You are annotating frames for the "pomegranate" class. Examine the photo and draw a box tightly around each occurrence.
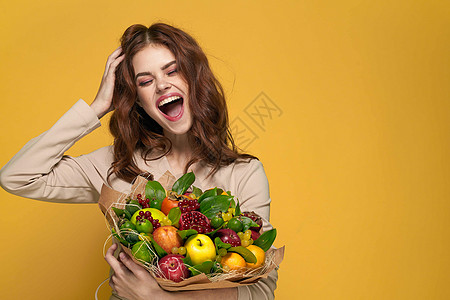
[178,198,200,213]
[216,229,241,247]
[242,211,263,232]
[179,211,212,234]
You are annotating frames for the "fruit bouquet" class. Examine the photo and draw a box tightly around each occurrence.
[98,171,284,291]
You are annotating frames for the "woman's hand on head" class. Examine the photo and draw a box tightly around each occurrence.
[90,47,125,119]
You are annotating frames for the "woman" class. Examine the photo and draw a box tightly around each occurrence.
[0,23,277,299]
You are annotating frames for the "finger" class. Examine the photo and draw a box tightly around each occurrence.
[106,242,118,255]
[108,54,125,71]
[107,48,124,67]
[109,276,115,290]
[119,252,147,276]
[106,54,125,78]
[104,47,124,77]
[104,53,125,82]
[111,46,123,56]
[104,244,124,273]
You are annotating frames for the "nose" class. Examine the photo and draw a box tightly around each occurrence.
[156,78,171,93]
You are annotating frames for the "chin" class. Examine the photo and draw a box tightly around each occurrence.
[162,122,193,137]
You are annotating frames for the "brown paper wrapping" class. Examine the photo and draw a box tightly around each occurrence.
[98,172,285,291]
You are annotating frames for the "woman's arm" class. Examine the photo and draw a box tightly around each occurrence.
[0,48,124,203]
[0,100,103,202]
[234,159,279,300]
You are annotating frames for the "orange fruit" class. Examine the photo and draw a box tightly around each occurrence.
[245,245,265,269]
[220,253,246,272]
[161,197,179,215]
[161,193,194,215]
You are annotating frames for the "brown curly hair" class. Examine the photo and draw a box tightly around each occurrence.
[108,23,257,183]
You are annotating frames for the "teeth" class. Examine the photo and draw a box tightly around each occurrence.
[158,96,182,107]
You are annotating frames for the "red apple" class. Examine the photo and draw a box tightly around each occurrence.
[158,254,189,282]
[250,230,261,241]
[216,229,241,247]
[242,211,263,232]
[153,225,182,254]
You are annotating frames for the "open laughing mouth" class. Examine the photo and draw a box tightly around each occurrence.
[157,94,184,121]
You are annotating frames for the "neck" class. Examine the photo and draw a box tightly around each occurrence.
[163,131,193,167]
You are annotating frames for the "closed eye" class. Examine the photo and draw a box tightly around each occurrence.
[139,79,153,87]
[168,69,177,75]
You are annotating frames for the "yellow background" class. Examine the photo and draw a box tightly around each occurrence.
[0,0,449,299]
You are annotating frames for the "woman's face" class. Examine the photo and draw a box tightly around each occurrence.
[133,44,192,136]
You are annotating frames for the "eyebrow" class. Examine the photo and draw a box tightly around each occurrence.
[134,60,176,81]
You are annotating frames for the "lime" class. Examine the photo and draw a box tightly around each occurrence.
[136,219,154,234]
[227,217,243,233]
[120,220,136,231]
[131,241,154,263]
[150,199,163,210]
[119,221,138,245]
[211,215,224,229]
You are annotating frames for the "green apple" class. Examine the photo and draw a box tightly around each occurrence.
[184,234,216,265]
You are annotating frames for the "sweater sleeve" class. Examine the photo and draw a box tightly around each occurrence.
[0,99,106,203]
[235,159,279,300]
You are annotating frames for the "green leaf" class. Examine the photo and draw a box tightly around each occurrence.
[111,228,130,247]
[229,197,236,209]
[228,246,257,264]
[198,188,218,204]
[182,251,193,267]
[211,261,223,274]
[112,207,131,220]
[240,216,258,232]
[112,207,124,218]
[123,229,140,245]
[214,237,231,253]
[145,181,166,202]
[168,207,181,226]
[235,201,241,216]
[206,222,226,238]
[253,228,277,252]
[199,195,232,219]
[149,235,167,258]
[207,227,221,238]
[126,200,141,216]
[177,229,198,240]
[172,172,195,195]
[189,260,214,276]
[191,186,203,198]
